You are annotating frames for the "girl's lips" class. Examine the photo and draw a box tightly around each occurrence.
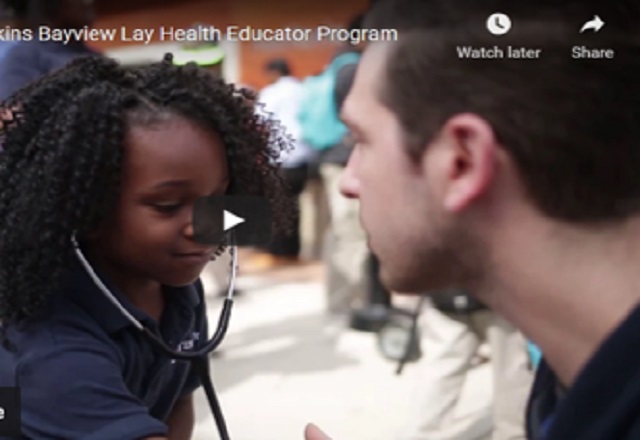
[173,250,214,264]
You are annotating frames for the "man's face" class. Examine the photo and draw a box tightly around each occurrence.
[88,116,229,288]
[340,43,484,293]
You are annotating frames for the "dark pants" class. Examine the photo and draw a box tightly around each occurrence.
[267,164,308,257]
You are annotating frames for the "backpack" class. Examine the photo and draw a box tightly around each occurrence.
[297,52,361,151]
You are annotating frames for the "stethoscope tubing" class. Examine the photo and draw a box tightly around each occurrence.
[72,234,237,440]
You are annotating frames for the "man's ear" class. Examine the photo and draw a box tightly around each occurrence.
[433,113,499,213]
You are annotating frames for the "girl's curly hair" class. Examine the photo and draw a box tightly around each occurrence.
[0,53,294,324]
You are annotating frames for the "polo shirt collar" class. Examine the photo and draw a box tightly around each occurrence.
[530,304,640,439]
[63,258,200,335]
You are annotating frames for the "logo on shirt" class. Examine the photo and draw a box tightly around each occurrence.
[177,332,200,352]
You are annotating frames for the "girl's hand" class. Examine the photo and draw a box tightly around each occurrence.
[304,423,332,440]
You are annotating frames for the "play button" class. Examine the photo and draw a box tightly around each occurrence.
[193,195,272,246]
[223,210,245,231]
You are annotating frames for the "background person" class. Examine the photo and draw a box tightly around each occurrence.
[171,23,225,78]
[300,13,392,328]
[248,57,314,268]
[402,289,532,440]
[0,0,99,100]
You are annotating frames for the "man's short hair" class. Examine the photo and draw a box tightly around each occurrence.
[365,0,640,223]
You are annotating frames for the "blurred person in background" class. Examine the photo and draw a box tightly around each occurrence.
[246,58,314,269]
[0,0,99,100]
[172,23,225,78]
[402,289,531,440]
[300,13,392,326]
[0,4,16,62]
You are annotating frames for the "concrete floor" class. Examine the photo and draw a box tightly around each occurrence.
[193,261,492,440]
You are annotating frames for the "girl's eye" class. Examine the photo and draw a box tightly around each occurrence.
[152,203,182,213]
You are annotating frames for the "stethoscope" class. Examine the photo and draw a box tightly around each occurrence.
[71,233,238,440]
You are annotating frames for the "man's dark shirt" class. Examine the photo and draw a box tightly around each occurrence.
[526,304,640,439]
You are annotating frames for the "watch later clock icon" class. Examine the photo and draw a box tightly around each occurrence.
[487,13,512,36]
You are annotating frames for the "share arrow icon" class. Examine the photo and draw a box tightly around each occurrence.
[580,15,605,33]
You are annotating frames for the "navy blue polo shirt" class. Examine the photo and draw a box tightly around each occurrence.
[526,304,640,440]
[0,261,208,439]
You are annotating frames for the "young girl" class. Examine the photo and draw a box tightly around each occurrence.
[0,54,292,439]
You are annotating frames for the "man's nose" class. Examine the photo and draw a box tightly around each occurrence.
[339,160,360,199]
